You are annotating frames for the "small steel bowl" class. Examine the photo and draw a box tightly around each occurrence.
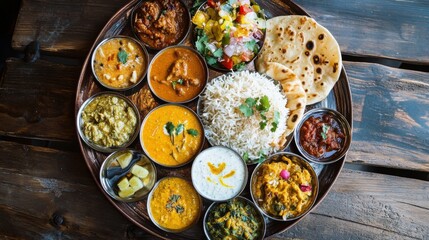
[130,0,191,52]
[250,152,319,221]
[191,0,266,72]
[91,35,149,91]
[99,149,157,202]
[76,91,141,153]
[294,108,352,164]
[147,45,209,104]
[139,103,205,168]
[191,146,248,202]
[147,176,203,233]
[203,196,266,240]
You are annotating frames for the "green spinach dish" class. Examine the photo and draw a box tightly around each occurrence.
[206,198,263,240]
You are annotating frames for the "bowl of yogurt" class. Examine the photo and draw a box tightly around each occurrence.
[191,146,248,202]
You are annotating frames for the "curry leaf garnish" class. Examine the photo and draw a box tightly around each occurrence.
[118,50,128,64]
[166,194,183,212]
[175,205,184,214]
[321,124,330,140]
[187,129,199,137]
[175,123,184,135]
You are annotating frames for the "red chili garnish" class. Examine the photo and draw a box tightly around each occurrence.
[299,184,312,192]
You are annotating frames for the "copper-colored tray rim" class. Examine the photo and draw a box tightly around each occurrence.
[75,0,353,239]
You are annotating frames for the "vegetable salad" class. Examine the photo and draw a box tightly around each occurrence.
[192,0,265,70]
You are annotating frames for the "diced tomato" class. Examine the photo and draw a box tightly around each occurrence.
[221,55,233,69]
[240,51,253,62]
[207,0,216,8]
[239,5,253,15]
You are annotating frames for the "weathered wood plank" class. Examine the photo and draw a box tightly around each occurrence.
[275,168,429,240]
[0,58,79,142]
[1,141,427,239]
[0,141,158,239]
[12,0,429,63]
[344,61,429,172]
[293,0,429,64]
[12,0,128,58]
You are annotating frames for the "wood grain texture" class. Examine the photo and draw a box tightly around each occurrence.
[11,0,429,63]
[293,0,429,64]
[0,58,79,142]
[0,141,159,239]
[12,0,128,58]
[344,61,429,172]
[0,141,427,239]
[274,169,429,239]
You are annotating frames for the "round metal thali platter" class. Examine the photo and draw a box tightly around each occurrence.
[75,1,353,239]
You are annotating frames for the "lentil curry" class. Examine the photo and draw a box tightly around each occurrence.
[149,177,201,231]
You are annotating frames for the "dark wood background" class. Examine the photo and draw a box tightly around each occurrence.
[0,0,428,239]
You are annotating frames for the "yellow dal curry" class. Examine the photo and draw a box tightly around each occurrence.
[141,104,203,167]
[252,155,314,220]
[149,177,201,231]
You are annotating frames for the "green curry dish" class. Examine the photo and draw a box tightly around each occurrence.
[206,198,262,240]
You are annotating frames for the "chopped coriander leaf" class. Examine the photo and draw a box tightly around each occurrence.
[245,40,259,53]
[243,152,249,161]
[175,123,184,135]
[118,50,128,64]
[213,48,223,58]
[239,103,253,117]
[321,124,329,140]
[175,205,184,213]
[206,56,218,65]
[233,62,247,71]
[256,95,270,111]
[259,121,267,130]
[187,129,199,136]
[245,98,257,108]
[271,111,280,132]
[165,122,175,136]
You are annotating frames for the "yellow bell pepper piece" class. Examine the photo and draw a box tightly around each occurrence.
[192,11,208,29]
[252,5,261,13]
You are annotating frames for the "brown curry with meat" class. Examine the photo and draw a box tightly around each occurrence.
[149,46,207,103]
[133,0,189,50]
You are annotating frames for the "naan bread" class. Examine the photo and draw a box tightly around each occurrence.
[264,62,307,138]
[256,15,342,105]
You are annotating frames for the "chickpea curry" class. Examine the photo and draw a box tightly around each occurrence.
[133,0,189,49]
[149,47,207,103]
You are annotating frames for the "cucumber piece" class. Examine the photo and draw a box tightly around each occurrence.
[129,176,144,191]
[118,186,135,198]
[131,165,149,179]
[117,177,130,191]
[117,152,132,169]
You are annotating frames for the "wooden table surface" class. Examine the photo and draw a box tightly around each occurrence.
[1,0,428,239]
